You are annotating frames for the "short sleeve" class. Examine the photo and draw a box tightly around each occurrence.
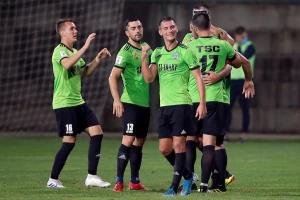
[183,48,200,71]
[150,48,158,64]
[224,41,236,61]
[114,50,130,69]
[52,46,69,64]
[78,58,86,68]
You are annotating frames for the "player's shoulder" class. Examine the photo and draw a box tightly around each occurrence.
[54,43,67,51]
[141,42,151,47]
[183,33,193,40]
[153,46,163,53]
[120,43,132,52]
[117,43,133,56]
[178,43,188,49]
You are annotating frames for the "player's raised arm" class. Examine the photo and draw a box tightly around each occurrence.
[203,64,232,86]
[210,25,235,46]
[141,46,157,83]
[82,48,111,76]
[61,33,96,70]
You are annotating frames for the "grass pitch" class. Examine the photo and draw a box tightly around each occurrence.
[0,136,299,200]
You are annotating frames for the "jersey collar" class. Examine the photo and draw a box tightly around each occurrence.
[60,43,74,52]
[164,41,180,52]
[127,42,142,51]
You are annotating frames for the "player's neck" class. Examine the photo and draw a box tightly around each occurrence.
[164,40,178,51]
[128,40,142,49]
[61,39,73,50]
[196,30,211,38]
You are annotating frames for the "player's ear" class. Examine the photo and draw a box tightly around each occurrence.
[158,28,163,36]
[125,30,129,37]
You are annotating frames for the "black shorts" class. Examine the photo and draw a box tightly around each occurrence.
[158,105,195,139]
[203,102,225,136]
[192,103,203,137]
[54,103,100,137]
[121,103,150,138]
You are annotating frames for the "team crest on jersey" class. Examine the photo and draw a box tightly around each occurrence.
[116,56,123,64]
[173,52,179,59]
[132,52,139,60]
[60,51,67,57]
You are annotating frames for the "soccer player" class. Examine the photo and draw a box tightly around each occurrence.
[183,4,234,46]
[188,13,254,193]
[183,4,236,192]
[108,17,152,192]
[46,19,111,188]
[141,17,207,196]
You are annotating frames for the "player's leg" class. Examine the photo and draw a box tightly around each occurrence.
[128,105,150,190]
[181,104,200,192]
[239,87,250,142]
[113,103,138,192]
[185,103,200,174]
[200,102,222,193]
[213,137,227,192]
[227,80,240,133]
[47,107,78,188]
[81,103,110,188]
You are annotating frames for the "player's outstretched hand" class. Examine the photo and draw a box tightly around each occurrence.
[141,46,151,59]
[203,71,221,86]
[219,29,228,41]
[195,103,207,120]
[96,48,111,61]
[243,80,255,98]
[113,99,124,118]
[84,33,96,49]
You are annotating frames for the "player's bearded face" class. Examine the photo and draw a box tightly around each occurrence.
[62,22,78,43]
[159,21,178,42]
[126,21,143,42]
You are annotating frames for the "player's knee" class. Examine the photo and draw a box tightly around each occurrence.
[133,137,146,147]
[159,146,172,156]
[62,136,76,143]
[173,141,185,153]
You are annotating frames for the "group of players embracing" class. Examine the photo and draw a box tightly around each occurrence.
[109,4,254,196]
[47,3,254,197]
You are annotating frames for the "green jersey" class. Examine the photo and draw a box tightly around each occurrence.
[114,42,152,107]
[182,33,194,44]
[187,37,236,103]
[52,43,86,109]
[151,43,200,107]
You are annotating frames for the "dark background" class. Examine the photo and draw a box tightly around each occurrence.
[0,0,299,134]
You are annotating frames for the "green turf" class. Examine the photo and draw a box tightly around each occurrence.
[0,136,299,200]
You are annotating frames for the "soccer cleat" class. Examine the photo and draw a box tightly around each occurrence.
[225,172,235,186]
[129,182,148,190]
[210,185,226,193]
[85,174,111,188]
[179,173,199,191]
[47,178,65,188]
[180,173,194,196]
[198,184,211,193]
[163,187,177,197]
[113,182,124,192]
[209,172,219,190]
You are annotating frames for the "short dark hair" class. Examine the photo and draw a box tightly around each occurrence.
[124,17,140,30]
[193,4,210,15]
[194,4,210,10]
[55,18,73,36]
[159,16,176,27]
[192,12,210,31]
[235,26,246,35]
